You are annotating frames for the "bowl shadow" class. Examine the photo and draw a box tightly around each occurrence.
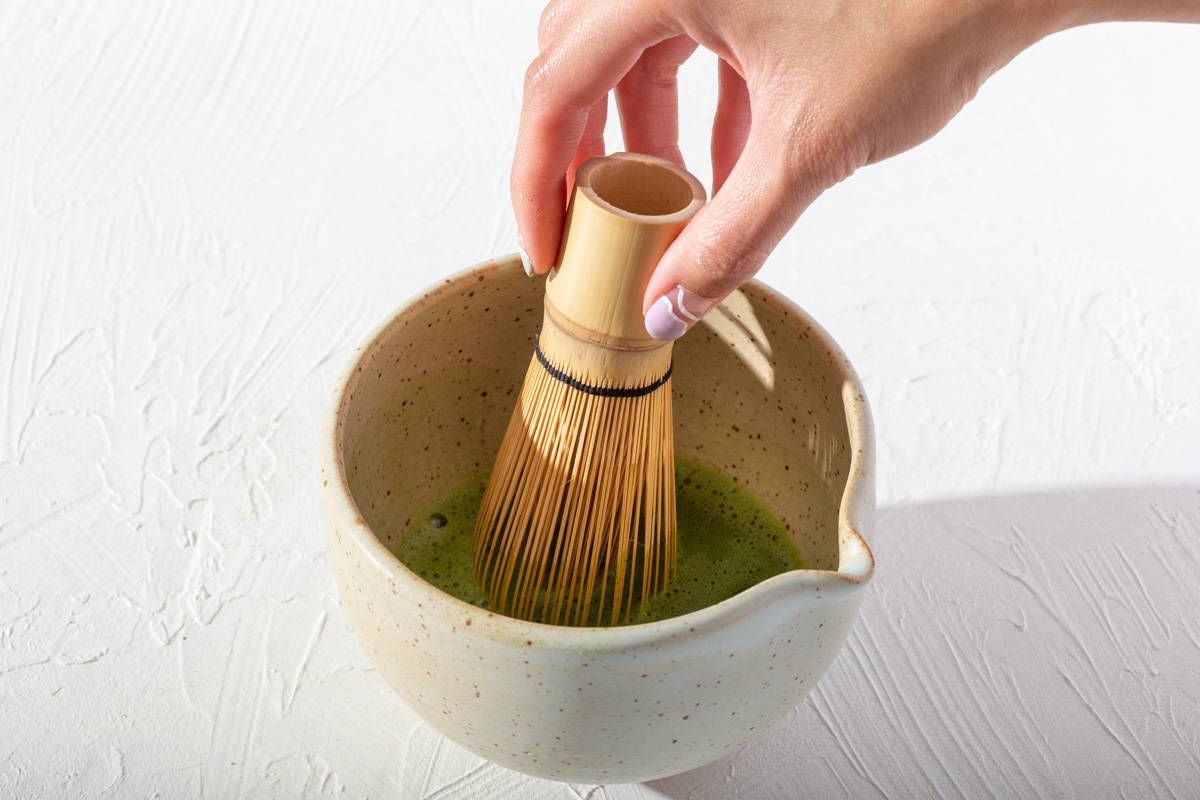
[643,484,1200,798]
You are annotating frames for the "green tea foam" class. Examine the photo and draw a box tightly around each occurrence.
[394,455,813,626]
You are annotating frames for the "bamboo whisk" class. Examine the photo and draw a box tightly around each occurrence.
[473,153,706,626]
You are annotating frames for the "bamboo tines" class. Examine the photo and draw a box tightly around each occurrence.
[472,152,704,626]
[471,350,676,627]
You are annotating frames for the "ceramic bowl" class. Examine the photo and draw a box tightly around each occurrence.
[319,255,875,783]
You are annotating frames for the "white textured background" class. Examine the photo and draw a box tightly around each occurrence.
[2,2,1198,797]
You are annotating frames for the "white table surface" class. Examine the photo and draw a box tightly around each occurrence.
[3,2,1198,797]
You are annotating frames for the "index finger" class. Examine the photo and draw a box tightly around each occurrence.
[512,2,677,274]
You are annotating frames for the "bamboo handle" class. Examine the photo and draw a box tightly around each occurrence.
[545,153,707,349]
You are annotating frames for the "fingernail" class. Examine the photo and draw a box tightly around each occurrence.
[518,236,533,277]
[644,286,719,341]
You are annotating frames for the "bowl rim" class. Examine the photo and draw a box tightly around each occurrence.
[319,254,874,647]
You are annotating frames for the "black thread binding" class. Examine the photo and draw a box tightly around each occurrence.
[534,334,672,398]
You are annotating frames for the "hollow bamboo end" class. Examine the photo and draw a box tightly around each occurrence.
[575,153,706,225]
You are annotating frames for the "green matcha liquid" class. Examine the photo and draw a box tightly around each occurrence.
[395,455,807,626]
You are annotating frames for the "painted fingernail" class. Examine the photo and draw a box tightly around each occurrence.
[518,234,533,277]
[644,286,719,341]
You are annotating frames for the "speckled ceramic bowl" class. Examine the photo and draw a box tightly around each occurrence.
[320,255,875,783]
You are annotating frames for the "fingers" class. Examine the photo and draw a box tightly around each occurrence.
[710,59,751,195]
[520,95,607,277]
[614,35,698,167]
[643,110,834,340]
[513,2,675,275]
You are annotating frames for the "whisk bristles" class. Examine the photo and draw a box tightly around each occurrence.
[472,329,676,626]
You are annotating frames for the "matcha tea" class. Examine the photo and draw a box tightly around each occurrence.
[395,455,807,625]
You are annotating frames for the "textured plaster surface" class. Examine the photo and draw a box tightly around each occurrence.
[1,2,1197,797]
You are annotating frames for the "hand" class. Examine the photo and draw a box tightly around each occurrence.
[511,0,1192,339]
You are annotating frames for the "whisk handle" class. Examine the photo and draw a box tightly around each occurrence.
[545,153,706,349]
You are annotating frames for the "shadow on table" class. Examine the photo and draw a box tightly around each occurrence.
[643,484,1200,800]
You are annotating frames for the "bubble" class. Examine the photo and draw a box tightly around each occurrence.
[430,513,448,528]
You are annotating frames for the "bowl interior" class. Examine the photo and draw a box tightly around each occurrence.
[341,258,851,576]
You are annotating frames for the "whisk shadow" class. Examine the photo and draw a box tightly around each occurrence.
[641,484,1200,799]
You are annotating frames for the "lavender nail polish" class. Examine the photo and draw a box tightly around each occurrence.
[645,295,688,340]
[644,286,717,341]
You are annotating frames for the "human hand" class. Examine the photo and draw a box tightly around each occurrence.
[512,0,1074,339]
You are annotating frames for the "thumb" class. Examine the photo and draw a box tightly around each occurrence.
[641,121,836,341]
